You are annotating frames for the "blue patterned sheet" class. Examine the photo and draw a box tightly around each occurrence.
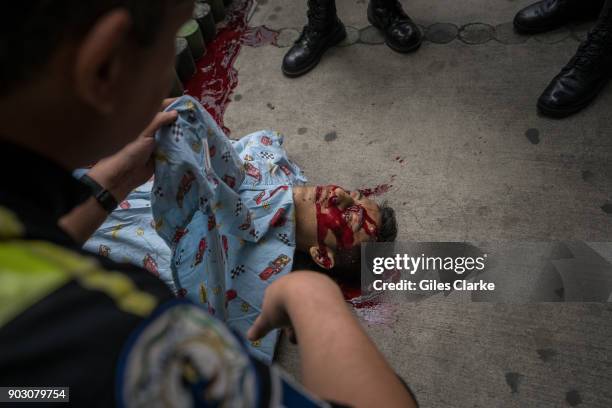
[84,96,306,362]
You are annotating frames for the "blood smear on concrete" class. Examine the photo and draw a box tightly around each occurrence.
[358,184,393,197]
[184,0,277,135]
[358,175,397,198]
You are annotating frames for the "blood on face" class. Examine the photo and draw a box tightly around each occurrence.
[315,185,378,268]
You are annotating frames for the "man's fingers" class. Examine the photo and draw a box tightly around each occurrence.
[141,110,178,139]
[161,98,177,110]
[150,110,178,131]
[247,314,271,341]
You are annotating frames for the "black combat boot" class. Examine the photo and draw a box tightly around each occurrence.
[514,0,605,34]
[367,0,422,53]
[538,2,612,117]
[281,0,346,77]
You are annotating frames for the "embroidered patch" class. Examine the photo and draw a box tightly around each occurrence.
[118,303,257,407]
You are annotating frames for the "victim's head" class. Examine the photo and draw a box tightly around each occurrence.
[0,0,193,168]
[293,185,398,270]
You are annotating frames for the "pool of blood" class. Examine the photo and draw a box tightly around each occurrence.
[184,0,278,135]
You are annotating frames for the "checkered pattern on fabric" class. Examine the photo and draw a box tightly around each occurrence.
[235,199,243,216]
[231,265,245,279]
[259,151,275,160]
[221,151,231,163]
[171,123,183,142]
[277,233,294,247]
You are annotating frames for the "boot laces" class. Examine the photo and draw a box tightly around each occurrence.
[298,22,326,43]
[569,29,611,70]
[297,0,335,42]
[376,0,408,21]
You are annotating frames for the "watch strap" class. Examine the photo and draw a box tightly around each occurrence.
[79,174,118,213]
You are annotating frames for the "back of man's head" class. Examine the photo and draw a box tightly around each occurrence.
[2,1,183,96]
[0,1,192,167]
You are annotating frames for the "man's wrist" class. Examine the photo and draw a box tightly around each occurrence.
[79,174,119,213]
[86,167,129,202]
[282,273,347,317]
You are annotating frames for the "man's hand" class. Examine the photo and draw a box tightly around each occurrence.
[248,272,417,408]
[87,99,178,201]
[59,99,179,244]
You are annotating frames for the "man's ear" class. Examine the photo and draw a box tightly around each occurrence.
[309,245,335,269]
[74,9,132,114]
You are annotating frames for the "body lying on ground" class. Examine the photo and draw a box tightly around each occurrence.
[83,96,397,362]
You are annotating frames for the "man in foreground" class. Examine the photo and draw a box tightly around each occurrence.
[0,1,415,406]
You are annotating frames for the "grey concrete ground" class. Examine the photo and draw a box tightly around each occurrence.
[225,0,612,406]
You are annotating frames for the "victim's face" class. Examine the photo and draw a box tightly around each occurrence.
[296,185,381,254]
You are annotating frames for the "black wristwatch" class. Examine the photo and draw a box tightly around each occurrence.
[79,174,119,213]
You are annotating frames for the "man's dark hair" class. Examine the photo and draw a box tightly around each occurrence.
[377,201,398,243]
[1,0,185,95]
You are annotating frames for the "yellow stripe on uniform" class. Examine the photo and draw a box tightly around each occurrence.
[0,240,158,327]
[0,242,71,327]
[0,207,25,239]
[28,241,158,317]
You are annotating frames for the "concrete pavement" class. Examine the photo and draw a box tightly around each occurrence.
[222,0,612,406]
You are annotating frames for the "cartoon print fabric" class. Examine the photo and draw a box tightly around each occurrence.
[83,96,306,362]
[79,177,173,285]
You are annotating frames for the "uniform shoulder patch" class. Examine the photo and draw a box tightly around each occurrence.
[117,301,257,407]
